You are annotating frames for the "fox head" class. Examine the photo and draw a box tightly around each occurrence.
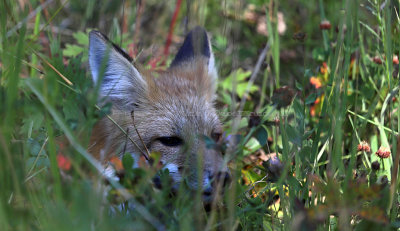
[88,27,230,201]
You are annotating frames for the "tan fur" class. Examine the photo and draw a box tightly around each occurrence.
[88,28,229,198]
[89,59,226,190]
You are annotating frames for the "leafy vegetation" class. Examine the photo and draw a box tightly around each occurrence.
[1,0,400,230]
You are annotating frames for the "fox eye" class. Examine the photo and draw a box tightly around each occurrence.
[211,132,222,142]
[157,136,183,147]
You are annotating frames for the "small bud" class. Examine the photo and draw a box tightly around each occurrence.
[371,161,380,171]
[263,154,283,181]
[292,32,306,41]
[357,141,371,153]
[319,20,331,30]
[393,55,399,65]
[372,56,383,64]
[248,112,261,128]
[271,86,296,109]
[375,146,391,159]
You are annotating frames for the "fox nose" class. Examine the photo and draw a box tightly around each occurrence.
[215,171,231,187]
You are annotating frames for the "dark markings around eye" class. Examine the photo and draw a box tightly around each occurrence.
[211,132,222,142]
[157,136,183,147]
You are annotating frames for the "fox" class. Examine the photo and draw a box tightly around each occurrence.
[88,26,231,201]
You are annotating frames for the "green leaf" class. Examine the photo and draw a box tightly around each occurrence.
[236,83,258,98]
[286,124,301,146]
[27,138,47,156]
[254,125,268,147]
[293,99,304,121]
[63,44,85,57]
[219,68,258,98]
[305,93,317,105]
[26,156,50,169]
[243,137,261,156]
[63,101,81,121]
[304,68,313,78]
[295,81,303,91]
[73,31,89,46]
[21,111,44,136]
[312,47,327,61]
[122,153,134,171]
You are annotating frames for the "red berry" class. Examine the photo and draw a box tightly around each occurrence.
[393,55,399,65]
[372,56,383,64]
[319,20,331,30]
[357,141,371,153]
[375,146,391,159]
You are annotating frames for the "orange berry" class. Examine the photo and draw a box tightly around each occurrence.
[310,77,322,89]
[57,154,71,171]
[320,62,328,74]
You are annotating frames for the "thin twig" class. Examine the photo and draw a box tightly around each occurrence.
[236,175,268,207]
[31,49,73,85]
[347,110,398,135]
[232,43,270,132]
[25,167,47,183]
[131,0,145,58]
[130,111,151,158]
[162,0,183,64]
[26,137,49,177]
[122,128,129,155]
[94,105,149,160]
[0,49,44,75]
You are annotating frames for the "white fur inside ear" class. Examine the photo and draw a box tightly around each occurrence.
[208,51,218,82]
[207,42,218,95]
[88,31,147,109]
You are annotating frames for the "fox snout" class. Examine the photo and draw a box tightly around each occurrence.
[203,171,232,195]
[154,165,231,201]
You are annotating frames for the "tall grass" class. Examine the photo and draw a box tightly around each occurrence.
[0,0,399,230]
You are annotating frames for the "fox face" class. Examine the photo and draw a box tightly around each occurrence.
[88,27,230,201]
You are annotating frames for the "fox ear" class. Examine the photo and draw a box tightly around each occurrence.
[89,31,147,110]
[170,26,217,83]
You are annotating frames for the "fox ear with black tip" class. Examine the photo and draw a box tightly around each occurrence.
[88,31,147,110]
[170,26,218,92]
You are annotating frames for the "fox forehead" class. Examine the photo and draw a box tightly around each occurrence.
[138,70,220,136]
[137,102,220,140]
[124,61,219,138]
[144,59,215,101]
